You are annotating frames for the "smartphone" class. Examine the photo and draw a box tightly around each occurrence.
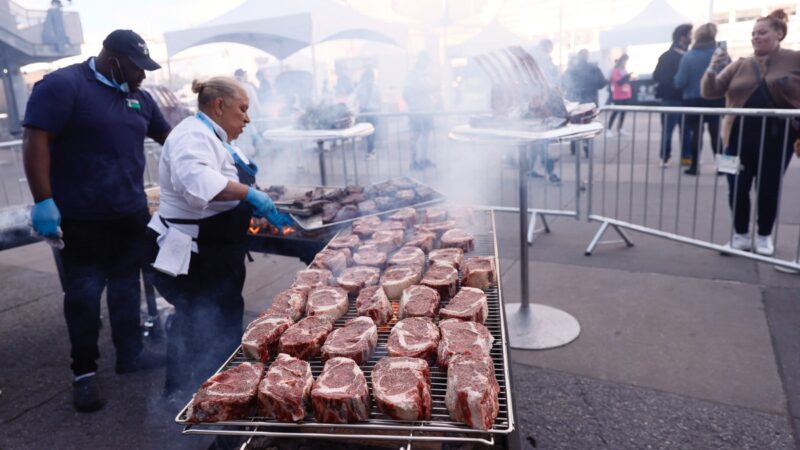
[717,41,727,52]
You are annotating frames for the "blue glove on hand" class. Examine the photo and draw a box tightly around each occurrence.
[244,187,276,219]
[266,210,294,228]
[31,198,61,238]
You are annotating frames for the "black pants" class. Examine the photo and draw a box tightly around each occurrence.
[607,99,630,130]
[60,209,149,376]
[726,117,795,235]
[683,97,723,171]
[147,230,246,393]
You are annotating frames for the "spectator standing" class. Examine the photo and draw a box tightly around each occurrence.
[233,69,266,157]
[529,39,561,183]
[701,9,800,255]
[403,53,437,170]
[674,23,725,175]
[563,49,607,158]
[653,23,692,166]
[354,69,381,161]
[255,68,272,106]
[606,54,633,137]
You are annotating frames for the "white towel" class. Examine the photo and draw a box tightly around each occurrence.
[152,226,192,277]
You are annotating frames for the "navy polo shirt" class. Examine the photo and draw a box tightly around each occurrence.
[22,59,170,220]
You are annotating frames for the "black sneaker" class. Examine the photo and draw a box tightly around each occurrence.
[115,348,166,374]
[73,374,105,412]
[548,173,562,185]
[527,169,545,178]
[683,168,698,176]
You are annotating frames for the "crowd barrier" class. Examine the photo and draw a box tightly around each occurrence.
[587,105,800,271]
[0,140,31,210]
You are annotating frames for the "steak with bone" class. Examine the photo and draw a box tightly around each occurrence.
[387,246,425,268]
[311,357,370,423]
[365,230,403,253]
[242,315,294,362]
[352,216,382,239]
[439,287,488,324]
[336,265,381,295]
[427,248,464,270]
[310,248,350,274]
[399,285,441,320]
[403,230,436,253]
[352,245,387,268]
[462,256,497,289]
[381,265,423,300]
[445,354,499,431]
[321,316,378,364]
[263,288,307,321]
[327,234,360,252]
[291,269,333,294]
[437,318,494,368]
[257,353,313,423]
[415,220,458,238]
[423,207,448,223]
[388,207,417,228]
[372,357,432,421]
[305,286,349,320]
[355,285,393,326]
[278,316,335,360]
[186,362,264,423]
[421,264,459,298]
[387,317,440,360]
[440,228,475,252]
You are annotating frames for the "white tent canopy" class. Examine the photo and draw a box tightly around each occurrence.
[164,0,407,59]
[599,0,691,49]
[447,21,528,59]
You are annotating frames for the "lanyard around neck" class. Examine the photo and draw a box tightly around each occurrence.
[195,112,258,178]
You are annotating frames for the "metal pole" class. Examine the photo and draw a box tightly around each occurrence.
[518,143,530,307]
[317,140,327,185]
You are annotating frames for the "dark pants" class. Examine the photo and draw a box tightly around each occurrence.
[147,230,246,393]
[607,99,630,130]
[60,209,149,376]
[357,114,378,154]
[683,97,723,171]
[726,117,795,236]
[659,99,683,161]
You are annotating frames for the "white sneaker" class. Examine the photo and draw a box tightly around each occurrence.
[728,233,751,251]
[660,159,670,168]
[605,130,615,138]
[755,235,774,256]
[618,129,631,136]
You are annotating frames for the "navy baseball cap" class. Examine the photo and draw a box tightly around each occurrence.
[102,29,160,71]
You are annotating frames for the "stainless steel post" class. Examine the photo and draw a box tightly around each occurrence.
[317,140,327,185]
[518,143,530,306]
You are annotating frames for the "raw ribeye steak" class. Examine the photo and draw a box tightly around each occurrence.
[387,317,440,360]
[311,249,350,274]
[437,318,494,368]
[388,207,418,228]
[355,285,393,326]
[387,246,425,267]
[186,362,264,423]
[353,244,388,268]
[439,287,488,324]
[403,231,435,253]
[462,256,497,289]
[321,316,378,364]
[311,357,370,423]
[366,230,403,253]
[421,264,458,298]
[336,265,381,295]
[291,269,333,294]
[263,288,307,322]
[278,316,335,360]
[445,354,499,430]
[399,285,440,320]
[423,207,448,223]
[372,356,431,421]
[242,315,294,362]
[327,234,360,252]
[257,353,313,422]
[440,228,475,252]
[305,286,349,320]
[381,265,423,300]
[428,248,464,270]
[415,220,458,238]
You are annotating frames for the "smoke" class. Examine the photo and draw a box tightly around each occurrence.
[0,206,37,251]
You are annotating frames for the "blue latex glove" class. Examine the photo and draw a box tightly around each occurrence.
[266,210,294,228]
[244,187,276,218]
[31,198,61,238]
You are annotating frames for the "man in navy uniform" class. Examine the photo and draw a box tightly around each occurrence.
[22,29,172,412]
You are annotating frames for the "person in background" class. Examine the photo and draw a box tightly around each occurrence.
[403,52,437,170]
[653,23,693,166]
[702,9,800,255]
[255,68,272,106]
[146,77,282,401]
[674,23,725,175]
[22,29,171,412]
[354,69,381,161]
[529,39,561,183]
[606,54,633,137]
[530,39,560,86]
[563,49,607,158]
[233,69,266,157]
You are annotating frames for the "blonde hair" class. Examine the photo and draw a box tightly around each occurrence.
[191,77,243,108]
[757,9,789,41]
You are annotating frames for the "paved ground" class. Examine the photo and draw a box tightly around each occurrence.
[1,119,800,449]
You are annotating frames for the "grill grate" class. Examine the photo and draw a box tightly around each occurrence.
[176,209,515,446]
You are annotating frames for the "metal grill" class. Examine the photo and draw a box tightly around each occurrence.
[176,209,515,446]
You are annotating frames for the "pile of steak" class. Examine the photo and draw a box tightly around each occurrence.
[381,265,423,299]
[257,353,314,422]
[353,245,388,268]
[355,285,393,326]
[439,287,488,324]
[437,319,494,368]
[264,288,307,321]
[372,357,432,421]
[336,266,381,295]
[462,256,497,289]
[399,285,440,320]
[241,315,294,362]
[291,269,333,294]
[278,316,335,360]
[305,286,349,320]
[187,362,264,423]
[321,316,378,364]
[421,264,458,298]
[387,317,440,360]
[311,357,371,423]
[428,248,464,270]
[441,229,475,252]
[445,354,499,430]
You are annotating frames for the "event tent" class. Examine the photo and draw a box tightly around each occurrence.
[447,21,528,59]
[598,0,691,48]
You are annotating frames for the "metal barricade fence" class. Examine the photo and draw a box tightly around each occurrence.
[0,140,31,210]
[587,105,800,271]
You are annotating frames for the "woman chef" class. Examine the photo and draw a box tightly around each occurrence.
[146,76,276,398]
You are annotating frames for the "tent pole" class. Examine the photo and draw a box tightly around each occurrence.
[310,21,318,103]
[167,56,173,89]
